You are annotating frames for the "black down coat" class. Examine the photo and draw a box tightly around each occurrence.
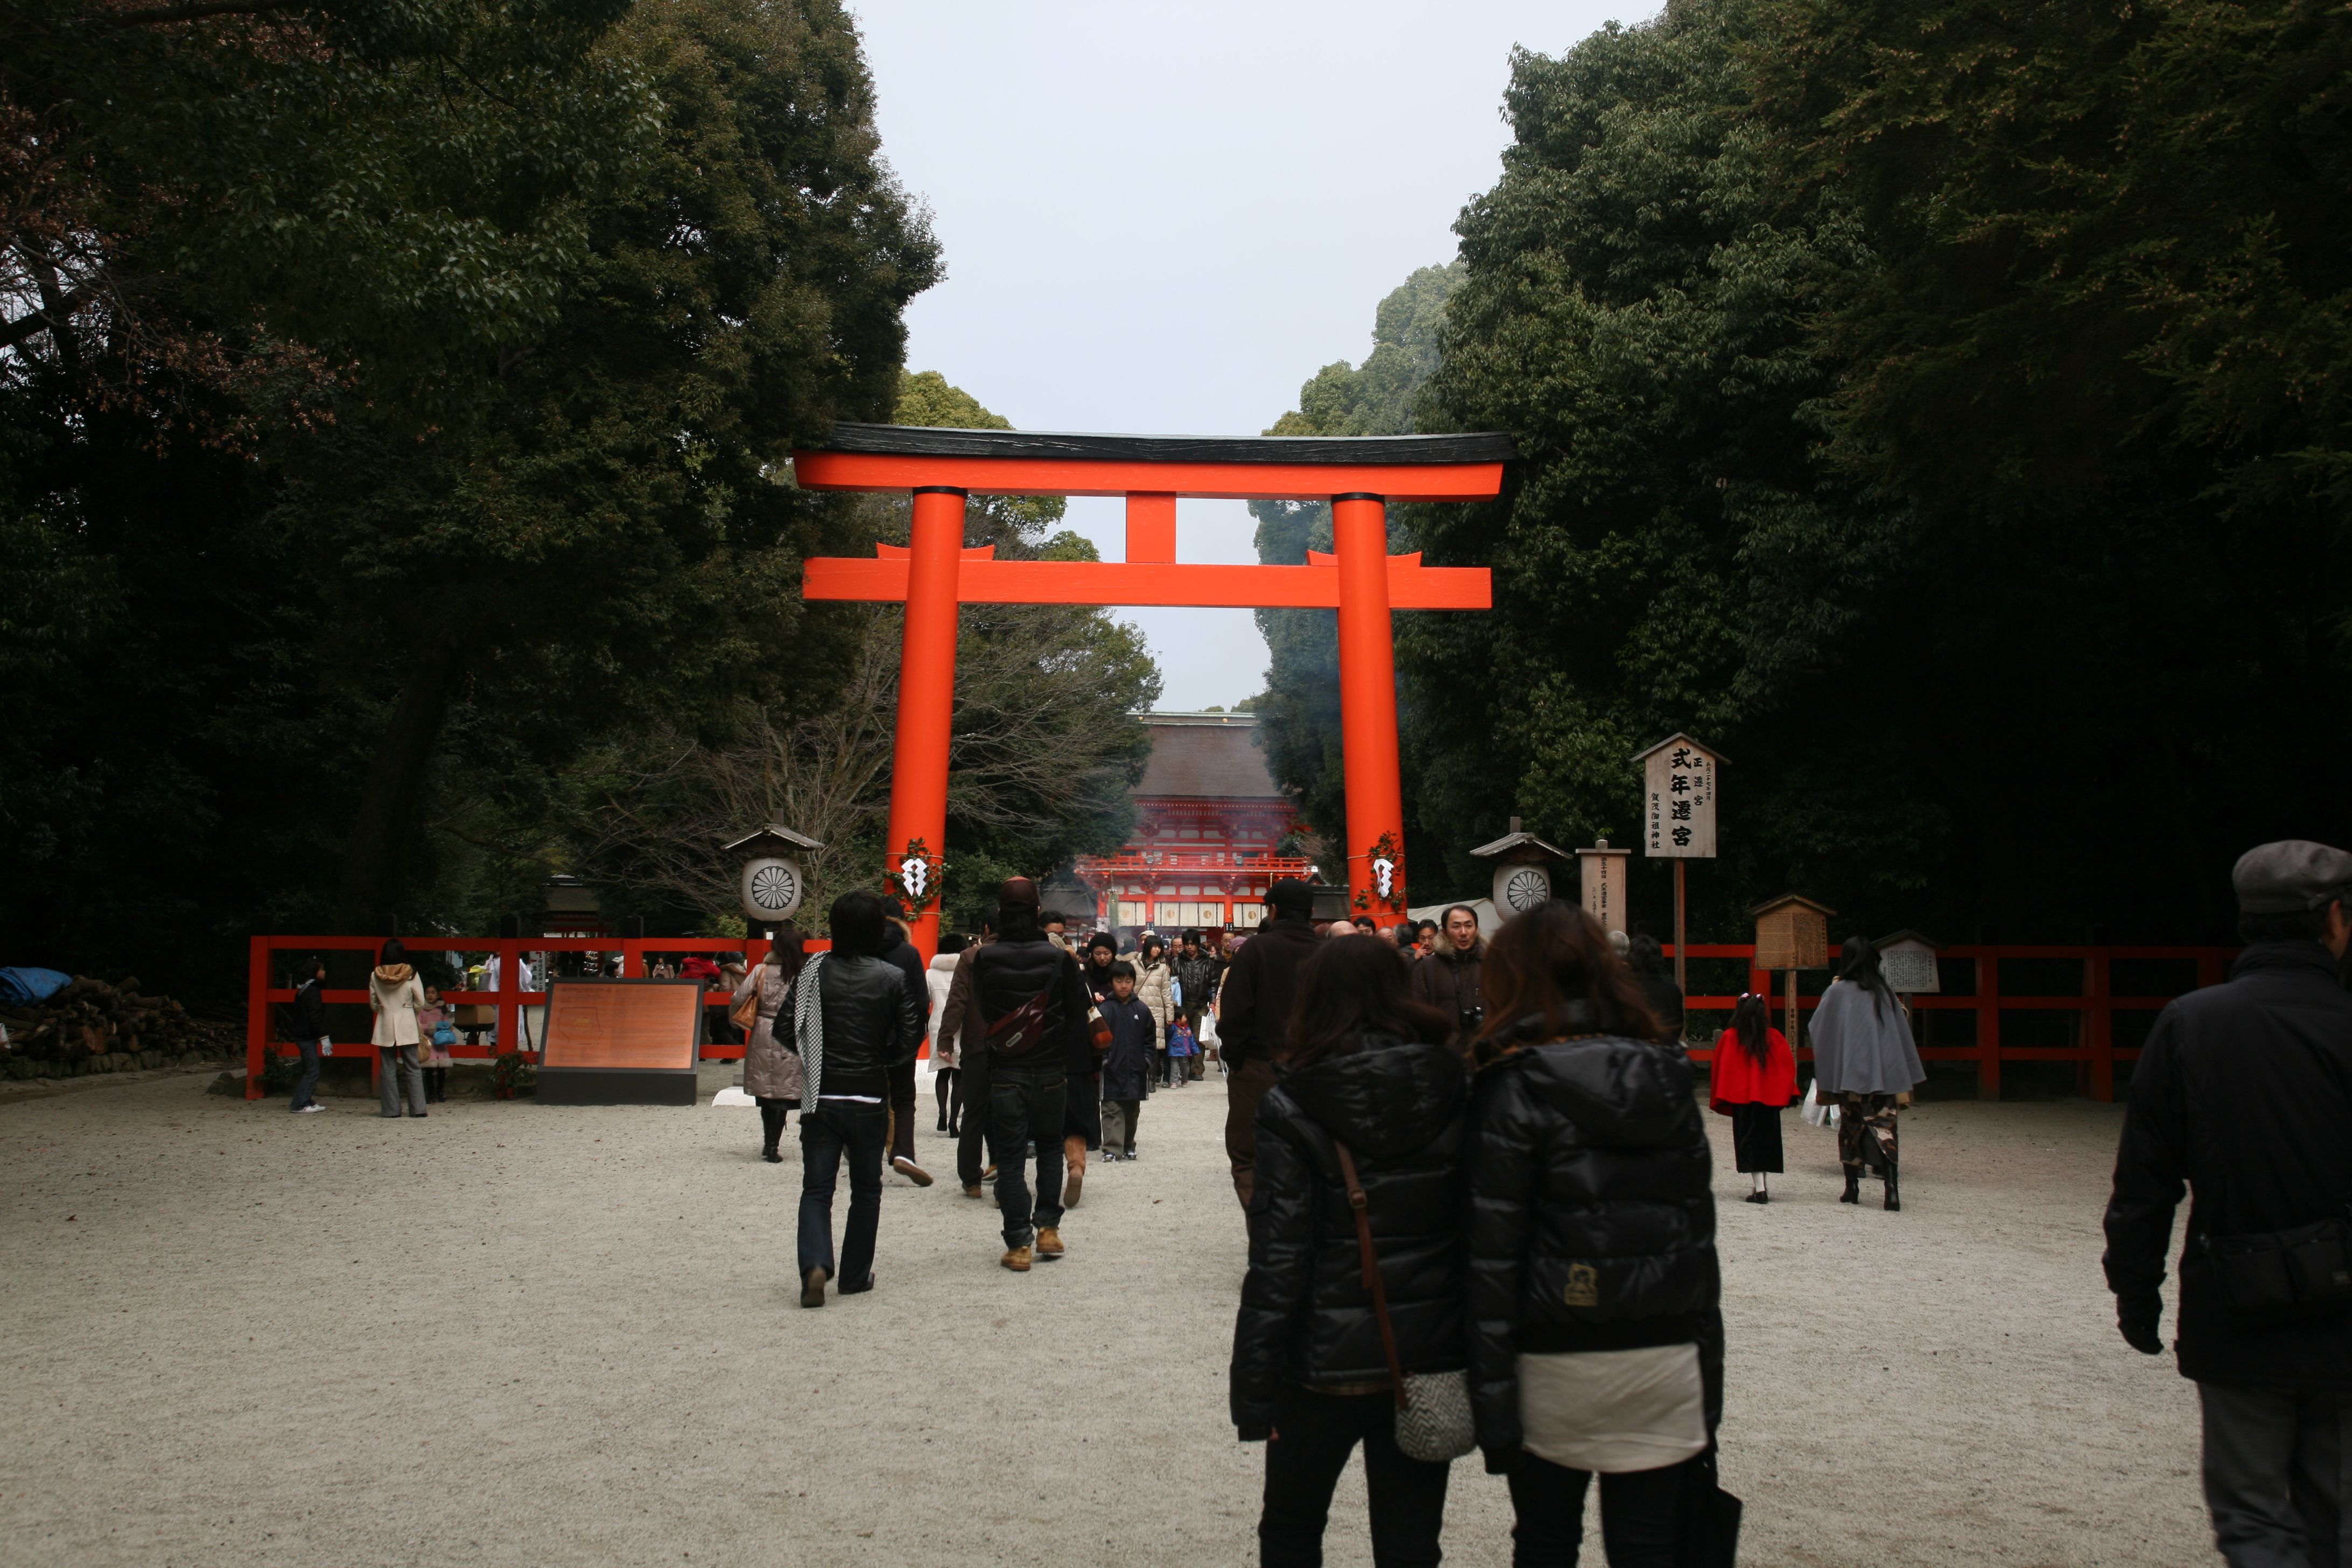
[1466,1017,1721,1473]
[1230,1033,1467,1438]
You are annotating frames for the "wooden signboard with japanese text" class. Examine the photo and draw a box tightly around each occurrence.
[1642,737,1719,859]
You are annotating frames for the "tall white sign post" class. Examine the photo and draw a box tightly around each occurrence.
[1633,733,1725,995]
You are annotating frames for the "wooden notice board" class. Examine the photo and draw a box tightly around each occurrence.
[541,979,703,1073]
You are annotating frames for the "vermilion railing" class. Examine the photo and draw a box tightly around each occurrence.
[1669,942,2235,1101]
[250,934,2237,1105]
[243,934,831,1101]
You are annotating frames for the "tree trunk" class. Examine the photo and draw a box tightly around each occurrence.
[334,638,469,932]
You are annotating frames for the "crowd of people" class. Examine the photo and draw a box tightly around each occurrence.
[293,838,2352,1568]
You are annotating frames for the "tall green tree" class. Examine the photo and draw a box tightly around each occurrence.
[1404,0,2352,940]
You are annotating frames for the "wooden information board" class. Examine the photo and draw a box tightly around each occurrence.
[542,980,702,1069]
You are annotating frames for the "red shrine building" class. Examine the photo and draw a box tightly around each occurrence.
[1069,712,1313,934]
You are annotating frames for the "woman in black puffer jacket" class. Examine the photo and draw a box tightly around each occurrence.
[1231,934,1466,1568]
[1467,902,1721,1568]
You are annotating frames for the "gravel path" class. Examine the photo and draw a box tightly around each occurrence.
[1,1069,2211,1566]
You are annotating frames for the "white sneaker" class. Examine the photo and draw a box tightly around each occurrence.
[294,1103,325,1114]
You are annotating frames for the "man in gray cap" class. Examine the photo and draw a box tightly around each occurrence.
[2105,841,2352,1566]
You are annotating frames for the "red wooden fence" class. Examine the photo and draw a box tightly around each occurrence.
[244,934,829,1101]
[249,934,2234,1104]
[1669,942,2233,1101]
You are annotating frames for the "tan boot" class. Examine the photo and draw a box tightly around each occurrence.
[962,1183,985,1199]
[1063,1135,1087,1208]
[1000,1244,1033,1272]
[1035,1226,1066,1261]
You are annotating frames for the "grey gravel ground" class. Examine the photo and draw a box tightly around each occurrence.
[1,1068,2210,1566]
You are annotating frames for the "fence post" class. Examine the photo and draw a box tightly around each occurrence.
[246,936,270,1100]
[2087,950,2113,1102]
[1979,953,2002,1099]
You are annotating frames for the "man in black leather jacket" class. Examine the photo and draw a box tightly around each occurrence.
[965,882,1091,1271]
[797,891,924,1308]
[2104,841,2352,1566]
[1219,879,1321,1208]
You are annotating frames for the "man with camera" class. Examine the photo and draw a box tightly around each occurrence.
[2104,841,2352,1566]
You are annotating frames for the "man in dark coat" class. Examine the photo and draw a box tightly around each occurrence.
[935,916,995,1197]
[964,880,1092,1271]
[1218,878,1322,1209]
[1409,905,1486,1044]
[876,918,934,1187]
[2104,841,2352,1567]
[1174,930,1222,1082]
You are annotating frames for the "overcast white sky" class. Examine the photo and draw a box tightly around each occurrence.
[850,1,1644,709]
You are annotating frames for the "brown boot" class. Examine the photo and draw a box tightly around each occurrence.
[1035,1226,1066,1261]
[1063,1135,1087,1208]
[962,1183,985,1199]
[800,1266,828,1308]
[1000,1244,1033,1272]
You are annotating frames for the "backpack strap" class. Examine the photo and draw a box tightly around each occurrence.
[1333,1139,1410,1413]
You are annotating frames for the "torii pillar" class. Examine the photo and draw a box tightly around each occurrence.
[794,425,1511,958]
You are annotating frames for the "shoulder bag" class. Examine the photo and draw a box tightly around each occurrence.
[1332,1140,1475,1464]
[729,980,764,1033]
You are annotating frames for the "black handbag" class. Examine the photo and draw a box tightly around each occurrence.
[1678,1446,1742,1567]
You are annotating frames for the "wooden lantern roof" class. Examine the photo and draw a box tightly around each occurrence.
[723,823,825,856]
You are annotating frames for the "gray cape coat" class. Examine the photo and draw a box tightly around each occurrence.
[1808,979,1926,1096]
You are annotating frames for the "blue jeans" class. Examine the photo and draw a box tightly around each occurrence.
[798,1100,887,1285]
[987,1066,1066,1248]
[289,1037,323,1110]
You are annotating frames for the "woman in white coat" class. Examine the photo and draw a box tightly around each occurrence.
[1133,934,1176,1088]
[927,934,968,1137]
[368,937,430,1119]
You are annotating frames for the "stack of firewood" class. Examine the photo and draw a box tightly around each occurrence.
[0,976,237,1080]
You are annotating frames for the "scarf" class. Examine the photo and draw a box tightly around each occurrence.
[792,954,828,1102]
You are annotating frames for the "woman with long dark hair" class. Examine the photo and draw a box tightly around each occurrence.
[735,926,806,1163]
[1231,934,1465,1567]
[1465,903,1722,1567]
[1709,992,1796,1203]
[1809,935,1927,1210]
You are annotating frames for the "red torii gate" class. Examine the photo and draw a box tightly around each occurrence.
[792,424,1509,958]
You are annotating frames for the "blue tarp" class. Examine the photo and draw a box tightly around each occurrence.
[0,967,73,1006]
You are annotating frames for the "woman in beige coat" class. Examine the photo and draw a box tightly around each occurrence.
[368,937,429,1118]
[733,928,805,1163]
[1133,934,1175,1088]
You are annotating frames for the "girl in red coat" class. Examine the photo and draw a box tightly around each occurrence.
[1711,992,1797,1203]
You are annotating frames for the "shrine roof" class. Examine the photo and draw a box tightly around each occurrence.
[813,424,1516,466]
[1136,713,1288,802]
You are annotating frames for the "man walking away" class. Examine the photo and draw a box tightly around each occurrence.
[795,891,925,1308]
[1409,904,1487,1047]
[936,916,996,1197]
[1218,878,1322,1209]
[877,915,935,1187]
[967,879,1091,1270]
[2105,841,2352,1567]
[288,957,328,1113]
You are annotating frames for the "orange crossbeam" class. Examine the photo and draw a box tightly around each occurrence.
[793,450,1504,502]
[801,552,1491,610]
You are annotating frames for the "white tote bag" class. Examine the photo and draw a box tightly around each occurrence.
[1800,1080,1840,1129]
